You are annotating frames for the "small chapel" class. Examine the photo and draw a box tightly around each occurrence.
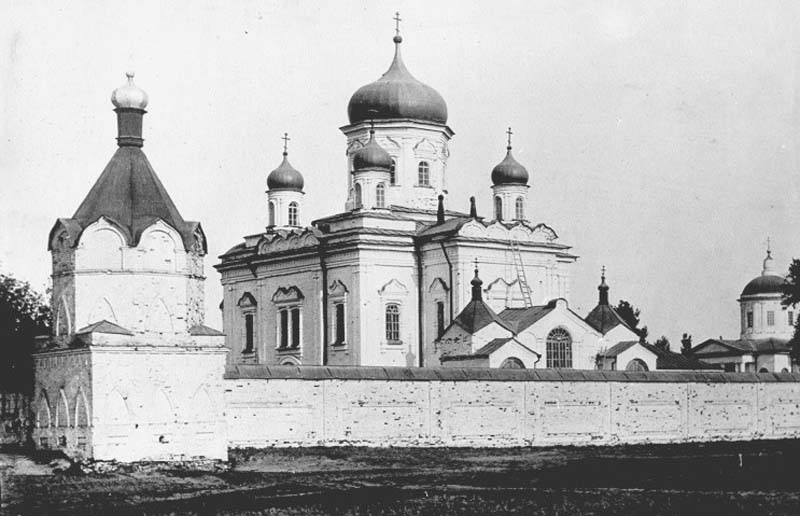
[216,20,643,370]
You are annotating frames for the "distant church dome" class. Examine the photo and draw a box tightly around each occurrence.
[347,33,448,125]
[491,145,529,185]
[741,248,785,297]
[352,129,392,171]
[111,72,149,110]
[267,152,304,191]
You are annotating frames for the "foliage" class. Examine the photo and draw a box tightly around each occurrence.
[0,273,51,392]
[614,300,649,341]
[680,333,693,356]
[781,259,800,363]
[654,336,671,352]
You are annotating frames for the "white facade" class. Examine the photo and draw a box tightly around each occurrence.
[342,121,453,211]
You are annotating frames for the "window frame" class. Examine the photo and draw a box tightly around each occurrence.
[417,161,430,186]
[385,303,401,343]
[545,327,573,369]
[288,201,298,226]
[767,310,775,326]
[514,196,525,220]
[746,311,754,328]
[494,196,503,221]
[376,182,386,208]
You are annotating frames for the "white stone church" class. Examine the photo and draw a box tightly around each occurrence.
[216,26,644,371]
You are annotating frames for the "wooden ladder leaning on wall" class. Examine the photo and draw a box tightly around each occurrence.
[509,238,533,308]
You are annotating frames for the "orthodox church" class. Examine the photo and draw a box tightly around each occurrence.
[693,246,795,372]
[216,23,642,370]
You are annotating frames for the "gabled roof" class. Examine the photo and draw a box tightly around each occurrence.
[76,320,133,336]
[61,146,202,252]
[585,303,632,335]
[188,324,225,337]
[451,299,511,334]
[497,304,555,333]
[598,340,641,358]
[473,338,514,357]
[694,337,790,356]
[640,342,720,370]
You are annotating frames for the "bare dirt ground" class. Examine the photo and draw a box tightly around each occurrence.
[2,440,800,515]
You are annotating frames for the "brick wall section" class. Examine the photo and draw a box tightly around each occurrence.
[224,366,800,448]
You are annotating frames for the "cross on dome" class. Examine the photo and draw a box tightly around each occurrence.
[281,132,291,155]
[506,127,513,149]
[394,12,402,36]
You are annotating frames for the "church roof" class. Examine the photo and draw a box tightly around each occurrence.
[693,337,790,356]
[497,303,556,333]
[598,340,640,358]
[585,304,632,335]
[491,146,529,186]
[76,320,133,336]
[267,152,304,191]
[188,324,225,336]
[347,33,447,125]
[741,274,785,297]
[451,298,511,334]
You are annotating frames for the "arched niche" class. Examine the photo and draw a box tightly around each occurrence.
[139,223,180,272]
[79,220,124,270]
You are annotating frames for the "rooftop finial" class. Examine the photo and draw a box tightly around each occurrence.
[471,258,483,301]
[393,12,402,43]
[767,236,772,257]
[506,126,513,150]
[763,239,777,276]
[469,196,478,219]
[281,132,291,156]
[598,265,610,305]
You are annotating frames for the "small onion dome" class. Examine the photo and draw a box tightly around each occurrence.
[111,71,149,110]
[491,146,529,185]
[267,152,304,191]
[352,130,392,171]
[347,35,448,125]
[741,249,785,297]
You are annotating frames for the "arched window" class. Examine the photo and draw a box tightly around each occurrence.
[494,196,503,221]
[546,328,572,368]
[417,161,430,186]
[385,304,400,342]
[268,201,275,226]
[376,183,386,208]
[436,301,445,338]
[625,358,649,371]
[500,357,525,369]
[390,159,396,185]
[515,197,525,220]
[354,184,362,208]
[288,202,298,226]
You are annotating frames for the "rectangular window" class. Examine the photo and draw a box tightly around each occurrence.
[279,310,289,348]
[291,308,300,348]
[244,313,254,353]
[385,304,400,342]
[436,301,445,338]
[747,311,753,328]
[767,310,775,326]
[789,311,794,327]
[335,303,345,344]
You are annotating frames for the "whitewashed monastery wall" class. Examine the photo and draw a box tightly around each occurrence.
[224,366,800,448]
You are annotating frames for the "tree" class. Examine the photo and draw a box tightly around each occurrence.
[614,300,649,342]
[654,336,671,352]
[680,333,693,356]
[782,259,800,364]
[0,273,51,393]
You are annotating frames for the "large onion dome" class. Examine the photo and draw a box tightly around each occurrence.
[267,151,304,191]
[347,34,448,125]
[111,71,149,110]
[352,129,392,171]
[491,144,529,185]
[741,249,785,297]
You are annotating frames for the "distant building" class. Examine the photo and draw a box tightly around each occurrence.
[693,247,794,372]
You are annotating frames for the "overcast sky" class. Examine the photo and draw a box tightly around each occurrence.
[2,1,799,344]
